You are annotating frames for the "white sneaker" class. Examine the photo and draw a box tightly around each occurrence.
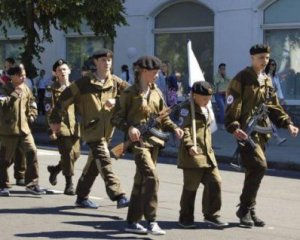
[125,222,147,234]
[147,222,166,235]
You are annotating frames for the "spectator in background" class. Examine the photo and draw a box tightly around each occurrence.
[19,64,35,94]
[1,57,15,84]
[213,63,230,129]
[34,69,49,115]
[156,61,168,101]
[163,62,178,106]
[120,64,130,82]
[265,59,287,145]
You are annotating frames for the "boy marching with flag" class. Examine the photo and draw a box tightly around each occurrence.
[177,41,227,228]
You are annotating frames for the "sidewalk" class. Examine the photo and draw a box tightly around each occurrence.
[33,116,300,171]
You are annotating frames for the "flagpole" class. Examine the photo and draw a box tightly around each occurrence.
[187,40,197,149]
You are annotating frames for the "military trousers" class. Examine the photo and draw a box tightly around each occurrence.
[239,137,267,208]
[57,136,80,176]
[127,145,160,223]
[76,139,125,201]
[0,133,39,188]
[179,167,222,223]
[13,148,26,180]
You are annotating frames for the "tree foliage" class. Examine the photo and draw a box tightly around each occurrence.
[0,0,127,78]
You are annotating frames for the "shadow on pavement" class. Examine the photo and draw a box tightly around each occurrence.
[158,220,240,230]
[0,205,122,220]
[15,230,152,239]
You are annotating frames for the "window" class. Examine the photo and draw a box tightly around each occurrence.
[66,36,112,80]
[263,0,300,101]
[154,1,214,94]
[0,40,23,71]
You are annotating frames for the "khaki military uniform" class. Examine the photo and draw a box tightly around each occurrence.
[177,100,222,223]
[45,81,80,177]
[0,82,39,188]
[225,67,291,208]
[50,72,129,201]
[112,83,178,223]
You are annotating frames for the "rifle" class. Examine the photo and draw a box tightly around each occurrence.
[111,108,171,159]
[230,103,273,171]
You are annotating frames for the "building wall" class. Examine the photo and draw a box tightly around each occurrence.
[113,0,266,78]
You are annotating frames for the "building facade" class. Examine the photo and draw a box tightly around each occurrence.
[1,0,300,112]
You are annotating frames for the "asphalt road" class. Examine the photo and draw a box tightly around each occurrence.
[1,148,300,240]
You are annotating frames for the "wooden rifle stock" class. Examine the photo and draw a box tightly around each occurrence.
[110,140,132,160]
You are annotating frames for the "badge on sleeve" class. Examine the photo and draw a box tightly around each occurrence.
[45,103,51,112]
[178,117,184,127]
[180,108,189,117]
[226,95,234,105]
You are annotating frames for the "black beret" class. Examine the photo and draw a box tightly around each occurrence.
[52,59,68,71]
[134,56,161,70]
[7,65,23,76]
[92,49,113,59]
[192,81,213,96]
[249,44,271,55]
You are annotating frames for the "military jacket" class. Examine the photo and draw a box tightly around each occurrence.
[111,83,178,147]
[177,100,217,169]
[44,81,79,137]
[0,82,37,135]
[225,67,291,135]
[49,72,128,143]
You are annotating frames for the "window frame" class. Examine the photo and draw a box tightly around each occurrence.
[261,1,300,105]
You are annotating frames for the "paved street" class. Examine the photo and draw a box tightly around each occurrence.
[1,149,300,240]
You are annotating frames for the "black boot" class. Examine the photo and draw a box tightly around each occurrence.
[64,176,75,195]
[47,165,61,186]
[236,204,253,228]
[250,208,265,227]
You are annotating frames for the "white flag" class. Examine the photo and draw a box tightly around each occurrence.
[187,40,218,133]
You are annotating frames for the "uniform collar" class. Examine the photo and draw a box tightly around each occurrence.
[90,73,114,89]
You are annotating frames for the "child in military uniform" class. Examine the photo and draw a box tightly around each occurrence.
[45,59,80,195]
[49,49,130,209]
[225,44,299,228]
[112,56,184,235]
[0,65,45,196]
[177,81,228,228]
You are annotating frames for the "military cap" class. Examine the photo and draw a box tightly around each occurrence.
[134,56,162,70]
[52,59,68,71]
[92,49,113,59]
[192,81,213,96]
[249,44,271,55]
[7,65,23,76]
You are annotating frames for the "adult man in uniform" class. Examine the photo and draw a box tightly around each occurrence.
[0,64,45,196]
[45,59,80,195]
[49,49,130,208]
[225,44,299,228]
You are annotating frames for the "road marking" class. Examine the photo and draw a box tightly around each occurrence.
[37,149,59,156]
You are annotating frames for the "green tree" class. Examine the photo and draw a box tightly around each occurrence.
[0,0,127,78]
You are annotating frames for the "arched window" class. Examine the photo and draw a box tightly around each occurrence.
[154,1,214,94]
[264,0,300,101]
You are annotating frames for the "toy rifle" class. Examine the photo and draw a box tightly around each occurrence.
[230,103,273,171]
[111,107,172,159]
